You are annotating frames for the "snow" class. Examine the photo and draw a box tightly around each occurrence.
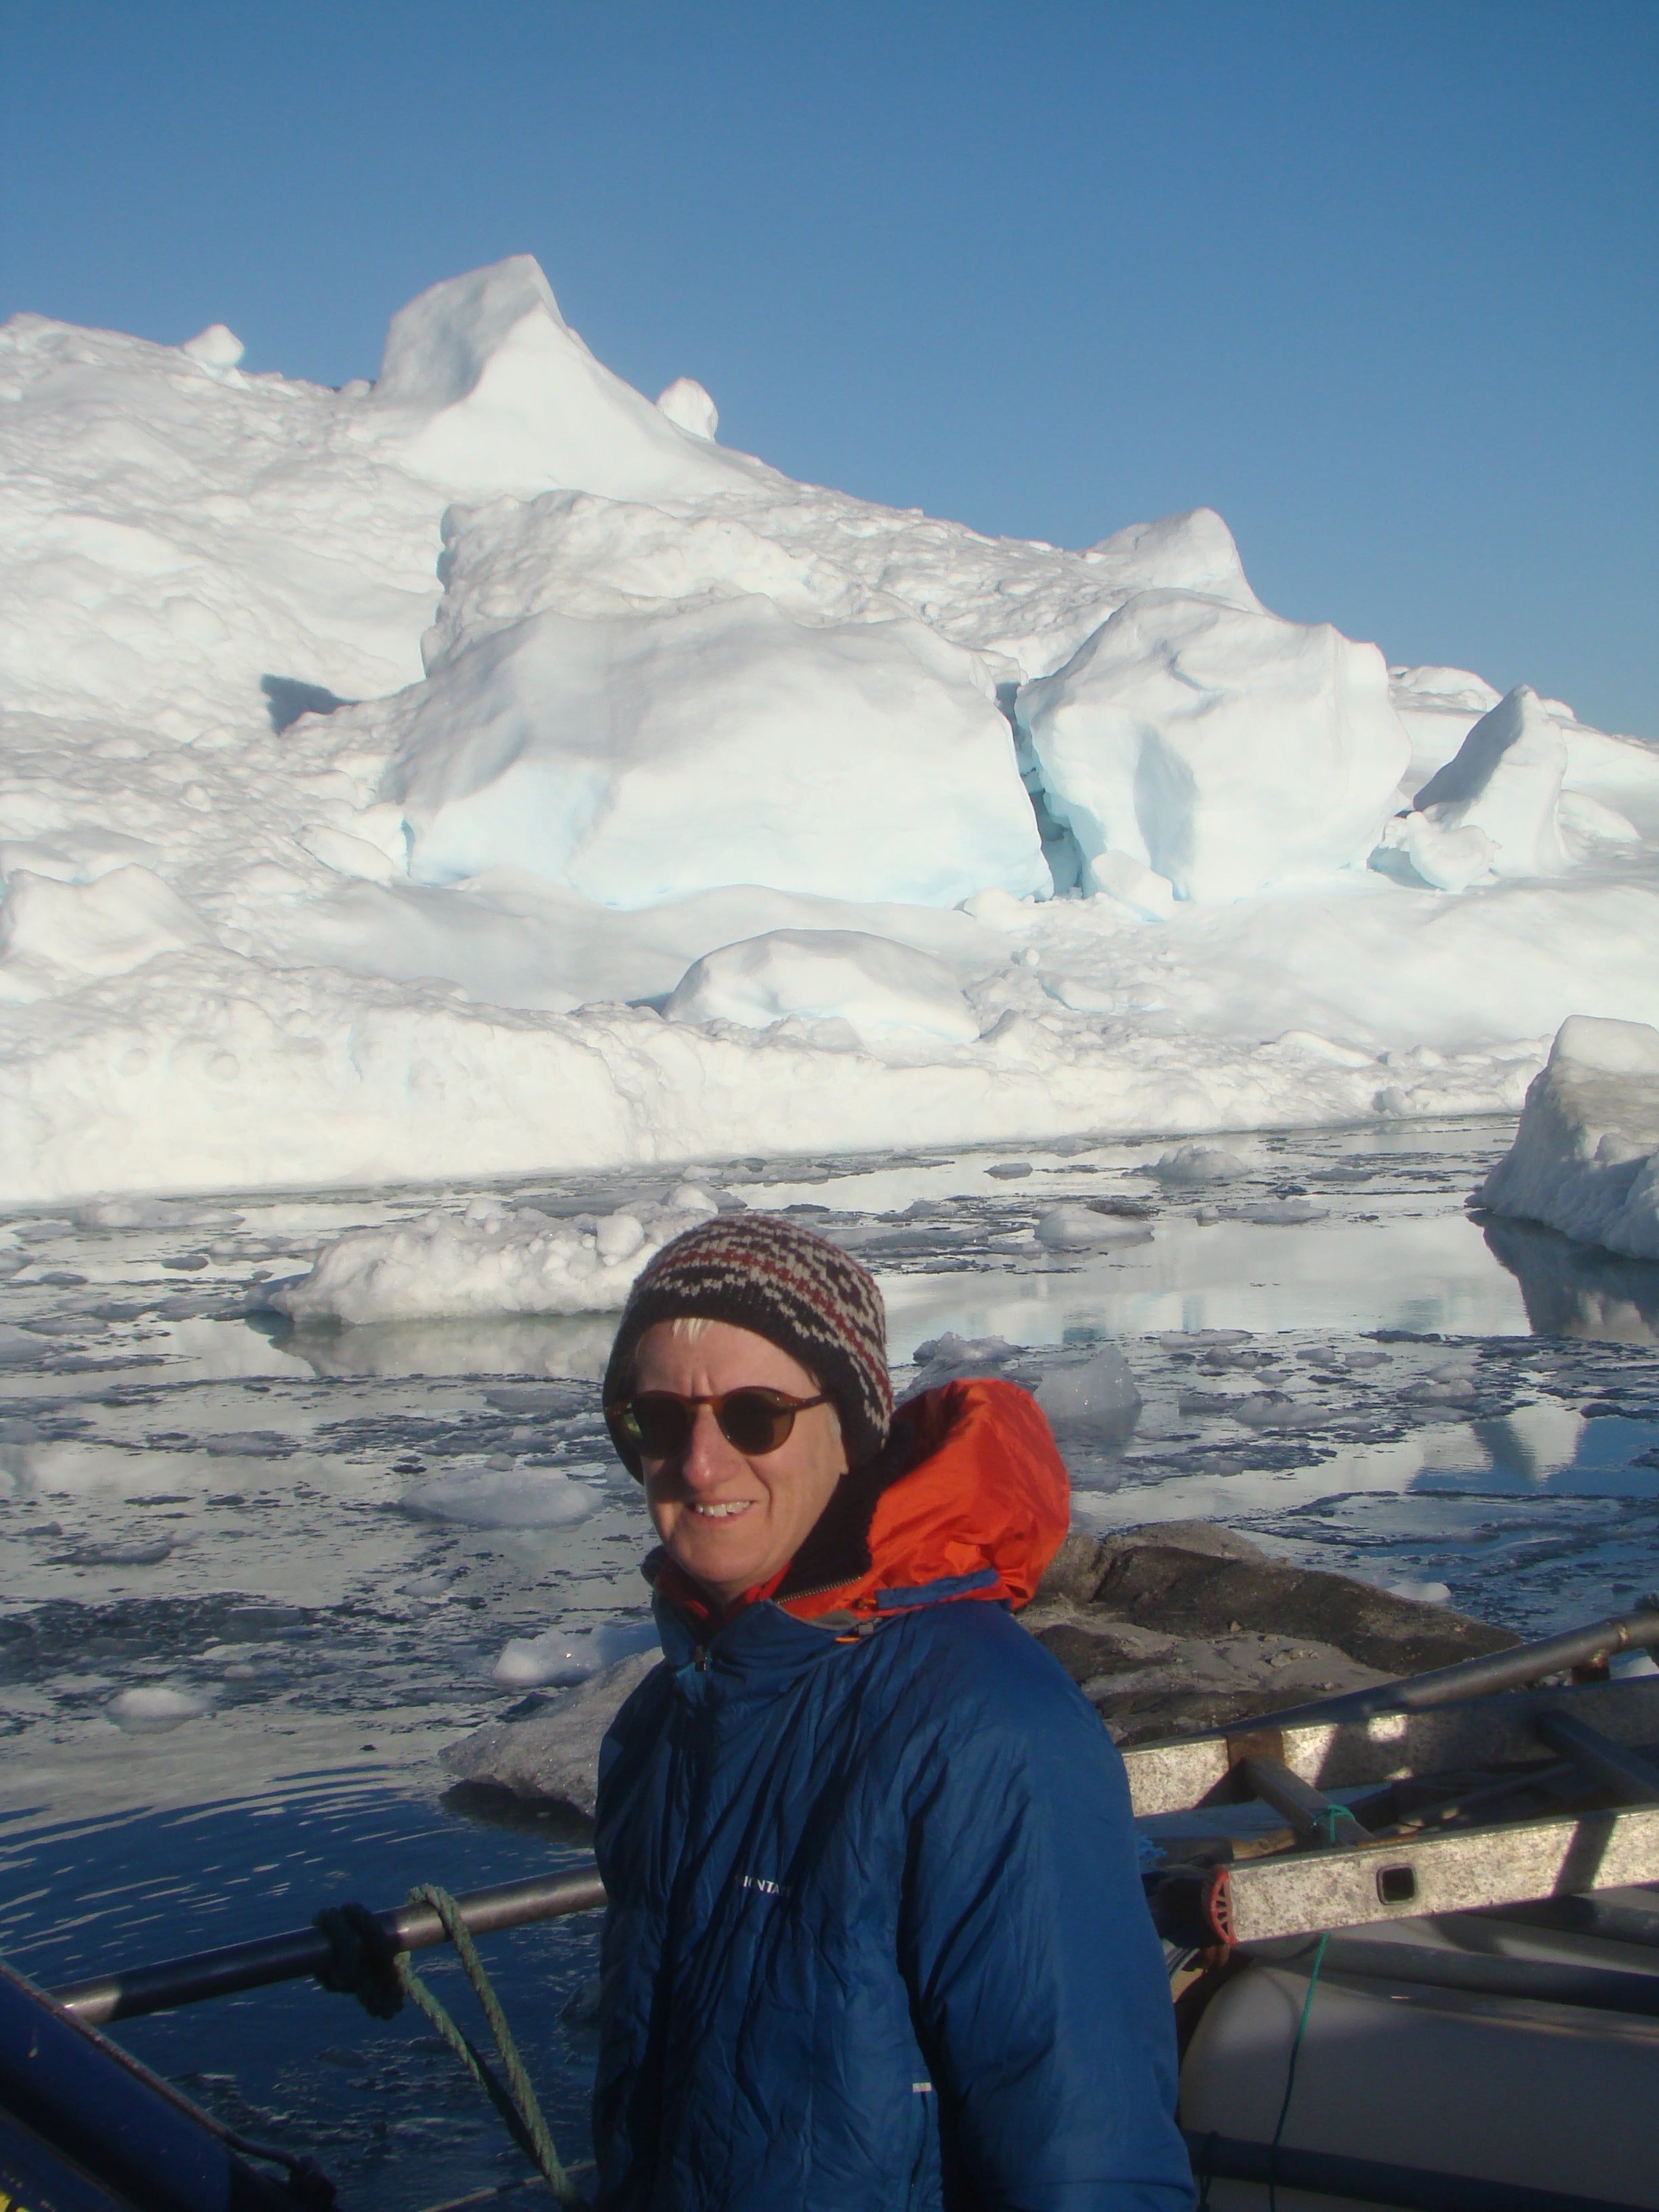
[270,1185,720,1327]
[665,930,981,1042]
[1,253,1656,1202]
[1477,1017,1659,1261]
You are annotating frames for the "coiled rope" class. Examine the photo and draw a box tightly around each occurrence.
[314,1886,581,2206]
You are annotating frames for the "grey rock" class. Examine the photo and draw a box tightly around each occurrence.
[1034,1528,1107,1604]
[444,1649,660,1816]
[1091,1544,1513,1676]
[1035,1619,1177,1682]
[1082,1630,1387,1744]
[1098,1520,1269,1568]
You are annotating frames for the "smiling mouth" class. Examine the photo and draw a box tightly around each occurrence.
[690,1501,754,1519]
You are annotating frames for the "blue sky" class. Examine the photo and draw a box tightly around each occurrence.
[4,1,1655,733]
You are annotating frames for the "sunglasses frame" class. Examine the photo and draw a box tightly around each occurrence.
[606,1387,831,1465]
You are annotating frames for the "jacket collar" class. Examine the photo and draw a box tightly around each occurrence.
[647,1378,1069,1654]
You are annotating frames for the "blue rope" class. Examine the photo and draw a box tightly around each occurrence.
[1267,1932,1328,2212]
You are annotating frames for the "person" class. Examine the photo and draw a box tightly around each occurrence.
[591,1212,1193,2211]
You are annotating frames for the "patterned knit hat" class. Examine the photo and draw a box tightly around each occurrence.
[602,1212,892,1477]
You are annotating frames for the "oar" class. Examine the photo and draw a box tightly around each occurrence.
[50,1866,608,2027]
[1227,1598,1659,1735]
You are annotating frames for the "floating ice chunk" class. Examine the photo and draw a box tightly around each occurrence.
[1410,686,1570,878]
[66,1538,172,1566]
[1034,1204,1153,1251]
[0,1326,43,1367]
[182,325,245,368]
[398,1462,599,1530]
[666,930,980,1043]
[270,1187,719,1326]
[654,377,718,441]
[492,1614,659,1687]
[77,1198,245,1230]
[0,865,211,977]
[1019,590,1409,903]
[1477,1015,1659,1261]
[1387,1578,1452,1605]
[108,1685,205,1734]
[1154,1144,1249,1184]
[383,594,1048,910]
[905,1332,1026,1393]
[1218,1200,1330,1225]
[1036,1346,1143,1443]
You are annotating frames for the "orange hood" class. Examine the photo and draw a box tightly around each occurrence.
[779,1377,1069,1622]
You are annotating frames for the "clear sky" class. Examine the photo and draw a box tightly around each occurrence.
[3,0,1655,733]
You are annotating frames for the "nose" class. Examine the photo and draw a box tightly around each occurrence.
[677,1402,744,1490]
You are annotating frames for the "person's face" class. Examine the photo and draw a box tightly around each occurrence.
[632,1319,848,1611]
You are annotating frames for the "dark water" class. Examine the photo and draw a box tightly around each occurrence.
[2,1115,1658,2201]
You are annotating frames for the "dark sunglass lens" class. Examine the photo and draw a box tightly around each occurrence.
[629,1395,695,1458]
[718,1390,796,1456]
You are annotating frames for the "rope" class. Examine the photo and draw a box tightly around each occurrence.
[396,1884,582,2209]
[1267,1931,1328,2212]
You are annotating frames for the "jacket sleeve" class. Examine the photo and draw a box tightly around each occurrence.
[896,1613,1193,2211]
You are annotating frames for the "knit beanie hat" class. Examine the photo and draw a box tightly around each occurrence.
[602,1212,893,1477]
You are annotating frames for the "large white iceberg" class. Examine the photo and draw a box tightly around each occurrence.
[0,253,1656,1202]
[1017,590,1410,903]
[1477,1017,1659,1261]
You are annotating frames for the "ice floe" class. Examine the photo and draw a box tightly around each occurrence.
[270,1186,720,1326]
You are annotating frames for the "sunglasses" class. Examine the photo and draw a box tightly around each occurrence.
[606,1387,830,1463]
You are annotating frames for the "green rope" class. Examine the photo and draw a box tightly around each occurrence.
[1266,1931,1328,2212]
[396,1883,582,2208]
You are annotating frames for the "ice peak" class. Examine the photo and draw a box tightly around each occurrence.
[655,376,718,441]
[373,255,571,412]
[363,253,762,505]
[182,324,245,368]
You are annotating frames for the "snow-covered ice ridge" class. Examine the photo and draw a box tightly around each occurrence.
[3,254,1658,1203]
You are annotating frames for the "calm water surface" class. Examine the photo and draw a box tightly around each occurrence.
[3,1115,1658,2204]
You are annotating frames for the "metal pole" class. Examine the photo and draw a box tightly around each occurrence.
[51,1867,607,2028]
[1227,1602,1659,1736]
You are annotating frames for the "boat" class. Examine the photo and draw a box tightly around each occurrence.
[9,1606,1659,2209]
[1132,1610,1659,2209]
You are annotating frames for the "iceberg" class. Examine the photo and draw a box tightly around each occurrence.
[0,253,1656,1202]
[1477,1017,1659,1262]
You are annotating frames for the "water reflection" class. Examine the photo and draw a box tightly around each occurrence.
[264,1311,614,1380]
[1481,1214,1659,1347]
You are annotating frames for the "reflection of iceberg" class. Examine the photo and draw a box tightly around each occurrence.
[264,1313,614,1380]
[1469,1399,1586,1484]
[1481,1213,1659,1347]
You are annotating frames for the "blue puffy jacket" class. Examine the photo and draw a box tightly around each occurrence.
[591,1380,1193,2211]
